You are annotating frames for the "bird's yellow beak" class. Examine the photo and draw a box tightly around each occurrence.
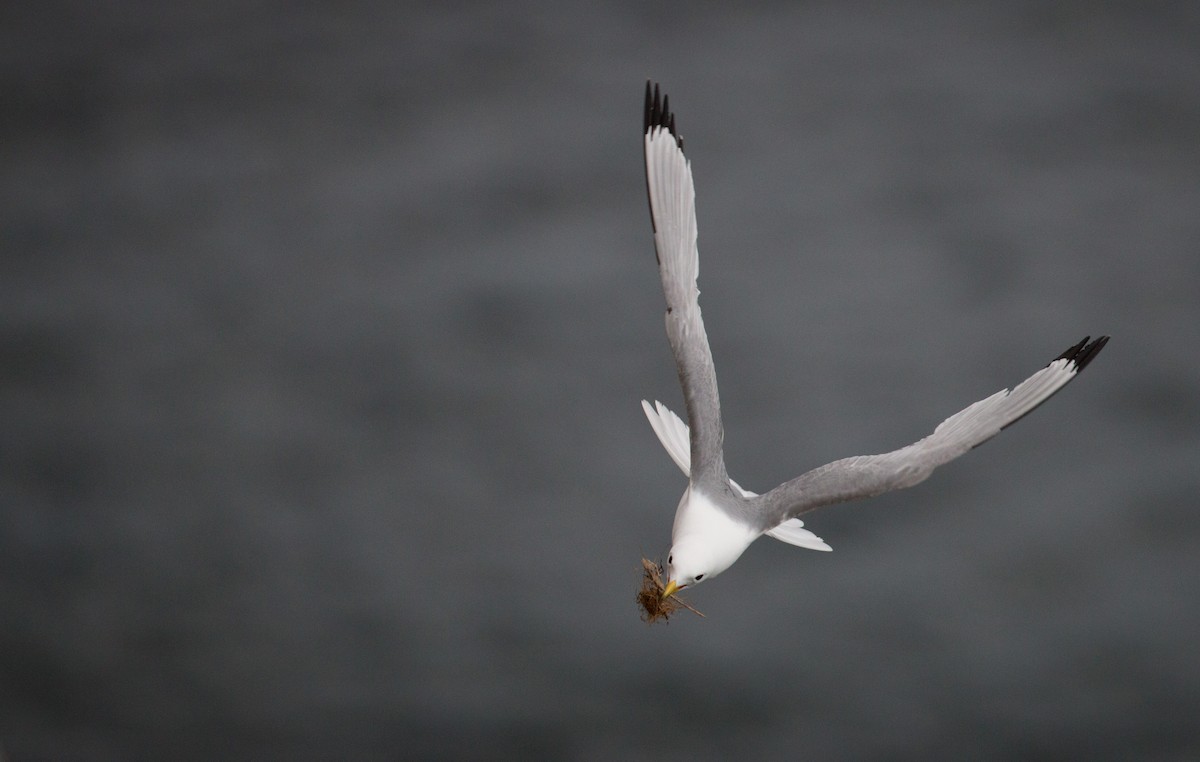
[661,580,679,599]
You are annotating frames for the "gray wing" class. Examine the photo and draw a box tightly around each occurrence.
[753,336,1109,525]
[644,82,728,489]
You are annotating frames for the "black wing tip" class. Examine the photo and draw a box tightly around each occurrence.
[644,80,684,149]
[1054,335,1110,372]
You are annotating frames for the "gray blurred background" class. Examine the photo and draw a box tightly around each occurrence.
[2,1,1198,759]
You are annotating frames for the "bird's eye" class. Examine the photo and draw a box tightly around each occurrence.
[668,555,673,564]
[695,574,704,581]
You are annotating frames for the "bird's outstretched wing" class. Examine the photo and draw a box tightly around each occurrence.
[641,399,832,551]
[754,336,1109,524]
[644,81,728,490]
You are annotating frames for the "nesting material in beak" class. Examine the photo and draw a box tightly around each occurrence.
[637,558,705,624]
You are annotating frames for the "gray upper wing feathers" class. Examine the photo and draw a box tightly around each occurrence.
[640,83,1109,528]
[753,336,1109,526]
[644,82,728,489]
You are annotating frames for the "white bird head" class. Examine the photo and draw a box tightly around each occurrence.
[661,536,717,598]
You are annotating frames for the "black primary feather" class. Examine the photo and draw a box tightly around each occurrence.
[644,80,683,148]
[1054,336,1110,371]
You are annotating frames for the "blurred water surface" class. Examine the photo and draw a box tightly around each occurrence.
[2,1,1199,758]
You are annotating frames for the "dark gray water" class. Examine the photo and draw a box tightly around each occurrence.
[3,1,1199,758]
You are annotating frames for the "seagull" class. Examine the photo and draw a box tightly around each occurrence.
[640,81,1109,601]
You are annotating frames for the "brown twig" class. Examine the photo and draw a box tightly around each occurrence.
[637,557,705,623]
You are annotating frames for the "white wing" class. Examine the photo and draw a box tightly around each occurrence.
[641,399,832,551]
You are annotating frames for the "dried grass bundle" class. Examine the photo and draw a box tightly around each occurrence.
[637,557,705,623]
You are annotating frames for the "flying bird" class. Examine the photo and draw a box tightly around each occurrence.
[640,81,1108,602]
